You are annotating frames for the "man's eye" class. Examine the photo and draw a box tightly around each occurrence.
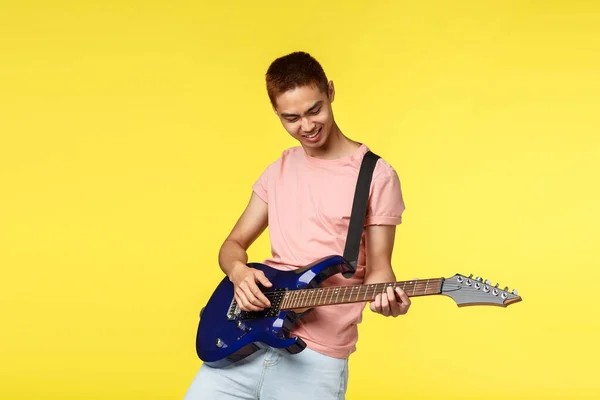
[310,109,321,115]
[286,118,298,123]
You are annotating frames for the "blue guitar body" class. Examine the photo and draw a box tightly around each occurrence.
[195,255,354,368]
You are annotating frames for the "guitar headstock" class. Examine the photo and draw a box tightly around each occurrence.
[441,274,522,307]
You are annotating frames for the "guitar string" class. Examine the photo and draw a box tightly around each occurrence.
[256,280,443,298]
[237,280,511,307]
[238,281,445,306]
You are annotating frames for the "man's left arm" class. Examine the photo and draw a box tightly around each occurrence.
[363,224,411,317]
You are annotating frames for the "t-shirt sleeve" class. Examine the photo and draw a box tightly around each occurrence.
[252,164,270,203]
[365,168,405,226]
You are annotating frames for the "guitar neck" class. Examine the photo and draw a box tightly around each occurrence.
[280,278,443,310]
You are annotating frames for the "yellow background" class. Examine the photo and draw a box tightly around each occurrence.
[1,1,598,399]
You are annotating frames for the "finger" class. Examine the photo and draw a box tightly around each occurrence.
[381,290,390,316]
[395,287,411,306]
[395,287,411,314]
[256,271,273,287]
[241,284,267,310]
[248,281,271,308]
[236,289,261,312]
[370,294,381,313]
[234,293,244,311]
[236,291,252,312]
[387,286,401,317]
[369,298,377,313]
[238,281,260,306]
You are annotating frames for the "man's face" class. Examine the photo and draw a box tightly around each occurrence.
[273,82,335,152]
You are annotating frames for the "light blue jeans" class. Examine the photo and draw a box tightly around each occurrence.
[183,347,349,400]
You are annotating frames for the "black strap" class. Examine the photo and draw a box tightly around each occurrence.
[342,150,380,273]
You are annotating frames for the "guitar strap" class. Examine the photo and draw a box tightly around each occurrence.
[342,150,381,277]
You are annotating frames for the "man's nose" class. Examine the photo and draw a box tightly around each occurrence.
[301,117,315,132]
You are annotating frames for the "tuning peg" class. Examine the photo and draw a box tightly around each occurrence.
[485,279,491,285]
[504,286,509,291]
[512,289,519,295]
[494,283,499,288]
[468,274,473,279]
[475,276,482,282]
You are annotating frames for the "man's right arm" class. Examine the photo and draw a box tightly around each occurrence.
[218,192,273,311]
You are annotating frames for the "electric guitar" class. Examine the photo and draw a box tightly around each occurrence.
[195,255,522,368]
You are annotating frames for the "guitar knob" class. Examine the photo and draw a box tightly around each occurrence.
[236,320,249,331]
[215,338,224,348]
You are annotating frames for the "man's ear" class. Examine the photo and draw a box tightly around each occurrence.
[328,80,335,102]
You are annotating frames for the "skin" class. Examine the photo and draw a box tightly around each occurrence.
[219,80,411,317]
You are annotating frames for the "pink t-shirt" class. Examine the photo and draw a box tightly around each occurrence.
[252,143,405,358]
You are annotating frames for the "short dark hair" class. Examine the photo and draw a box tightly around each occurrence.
[265,51,329,107]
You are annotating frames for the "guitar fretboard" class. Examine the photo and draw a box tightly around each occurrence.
[279,279,443,310]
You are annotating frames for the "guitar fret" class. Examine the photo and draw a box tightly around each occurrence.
[308,288,316,307]
[285,292,292,309]
[412,281,416,296]
[290,291,296,308]
[424,279,429,295]
[289,291,296,309]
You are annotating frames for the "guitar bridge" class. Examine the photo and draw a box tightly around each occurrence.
[226,288,287,321]
[227,299,241,321]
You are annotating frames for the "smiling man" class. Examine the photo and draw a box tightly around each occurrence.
[184,51,409,400]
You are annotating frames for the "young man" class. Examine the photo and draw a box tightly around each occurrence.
[184,51,410,400]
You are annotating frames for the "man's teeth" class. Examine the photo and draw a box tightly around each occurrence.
[305,129,320,138]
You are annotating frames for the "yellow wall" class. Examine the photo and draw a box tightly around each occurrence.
[1,1,598,399]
